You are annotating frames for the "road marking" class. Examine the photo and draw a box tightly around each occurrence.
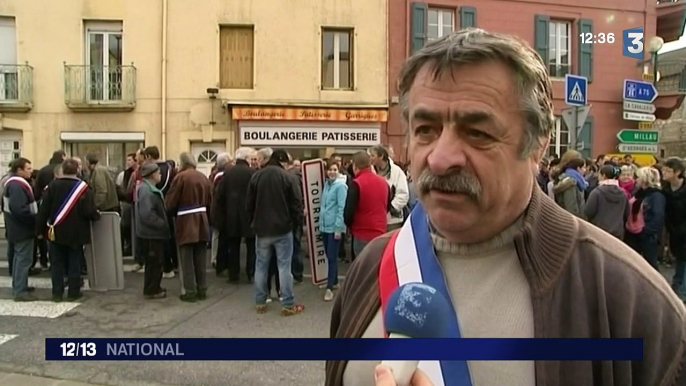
[0,299,81,318]
[0,276,90,291]
[0,334,17,346]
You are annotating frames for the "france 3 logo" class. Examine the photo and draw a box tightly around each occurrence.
[622,27,644,60]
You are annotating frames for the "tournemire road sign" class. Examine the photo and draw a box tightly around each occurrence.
[616,129,659,144]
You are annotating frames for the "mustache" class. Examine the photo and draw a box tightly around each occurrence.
[415,168,482,201]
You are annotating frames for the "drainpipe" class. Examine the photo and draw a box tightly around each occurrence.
[161,0,168,159]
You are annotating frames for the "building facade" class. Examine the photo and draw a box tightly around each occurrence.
[0,0,388,174]
[386,0,686,163]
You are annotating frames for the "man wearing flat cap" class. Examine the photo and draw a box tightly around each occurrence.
[134,162,170,299]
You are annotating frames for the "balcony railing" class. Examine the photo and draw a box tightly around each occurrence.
[64,63,136,111]
[655,59,686,94]
[0,63,33,112]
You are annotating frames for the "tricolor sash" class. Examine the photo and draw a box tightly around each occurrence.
[3,176,37,215]
[379,203,473,386]
[213,171,224,183]
[47,180,89,241]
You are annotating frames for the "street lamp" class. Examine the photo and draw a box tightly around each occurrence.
[207,87,219,126]
[648,36,665,83]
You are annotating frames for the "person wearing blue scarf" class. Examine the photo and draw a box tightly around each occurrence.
[553,158,588,218]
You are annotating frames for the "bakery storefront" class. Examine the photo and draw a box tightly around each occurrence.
[232,106,386,161]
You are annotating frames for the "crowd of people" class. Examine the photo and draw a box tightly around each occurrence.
[0,142,415,315]
[536,150,686,301]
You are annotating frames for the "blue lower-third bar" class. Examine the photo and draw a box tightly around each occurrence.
[45,338,643,361]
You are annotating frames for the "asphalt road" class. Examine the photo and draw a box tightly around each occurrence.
[0,241,352,386]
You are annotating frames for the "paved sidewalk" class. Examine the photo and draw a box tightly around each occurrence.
[0,372,106,386]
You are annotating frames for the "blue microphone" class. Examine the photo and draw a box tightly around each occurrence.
[381,282,451,386]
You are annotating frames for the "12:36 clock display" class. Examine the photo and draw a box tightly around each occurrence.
[579,32,615,44]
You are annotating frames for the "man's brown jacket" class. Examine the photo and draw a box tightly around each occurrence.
[326,186,686,386]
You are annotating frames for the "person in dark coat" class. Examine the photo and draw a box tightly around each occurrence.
[287,155,304,283]
[34,150,66,201]
[144,146,178,278]
[135,162,170,299]
[36,158,100,302]
[165,152,213,302]
[247,149,305,316]
[209,153,233,274]
[214,147,256,283]
[3,158,38,301]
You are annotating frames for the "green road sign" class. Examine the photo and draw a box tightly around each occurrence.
[616,129,659,144]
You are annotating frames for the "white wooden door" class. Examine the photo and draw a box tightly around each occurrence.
[191,142,225,177]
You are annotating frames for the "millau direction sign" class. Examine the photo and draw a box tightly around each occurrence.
[616,129,659,144]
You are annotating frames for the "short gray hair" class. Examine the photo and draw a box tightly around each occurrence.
[179,152,197,168]
[235,147,255,161]
[216,152,232,168]
[398,28,555,158]
[256,148,273,161]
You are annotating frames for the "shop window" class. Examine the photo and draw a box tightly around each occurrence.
[65,141,144,173]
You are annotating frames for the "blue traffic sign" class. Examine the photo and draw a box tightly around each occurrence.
[623,79,657,103]
[565,74,587,106]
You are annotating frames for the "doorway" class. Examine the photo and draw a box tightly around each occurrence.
[191,142,226,176]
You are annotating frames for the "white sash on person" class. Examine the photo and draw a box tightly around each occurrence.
[213,171,224,183]
[177,206,206,216]
[4,176,37,214]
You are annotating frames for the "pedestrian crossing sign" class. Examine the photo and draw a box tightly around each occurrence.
[565,74,588,106]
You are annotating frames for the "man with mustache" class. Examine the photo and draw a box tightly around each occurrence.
[326,29,686,386]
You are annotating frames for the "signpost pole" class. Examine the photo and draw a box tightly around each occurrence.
[569,106,578,151]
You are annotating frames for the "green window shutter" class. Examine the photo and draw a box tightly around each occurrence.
[459,6,477,28]
[534,15,550,66]
[578,116,593,158]
[578,19,593,82]
[410,2,428,54]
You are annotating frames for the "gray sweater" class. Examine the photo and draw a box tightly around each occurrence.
[584,182,630,239]
[134,181,170,240]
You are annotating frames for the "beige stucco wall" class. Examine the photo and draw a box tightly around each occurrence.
[0,0,163,166]
[0,0,388,166]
